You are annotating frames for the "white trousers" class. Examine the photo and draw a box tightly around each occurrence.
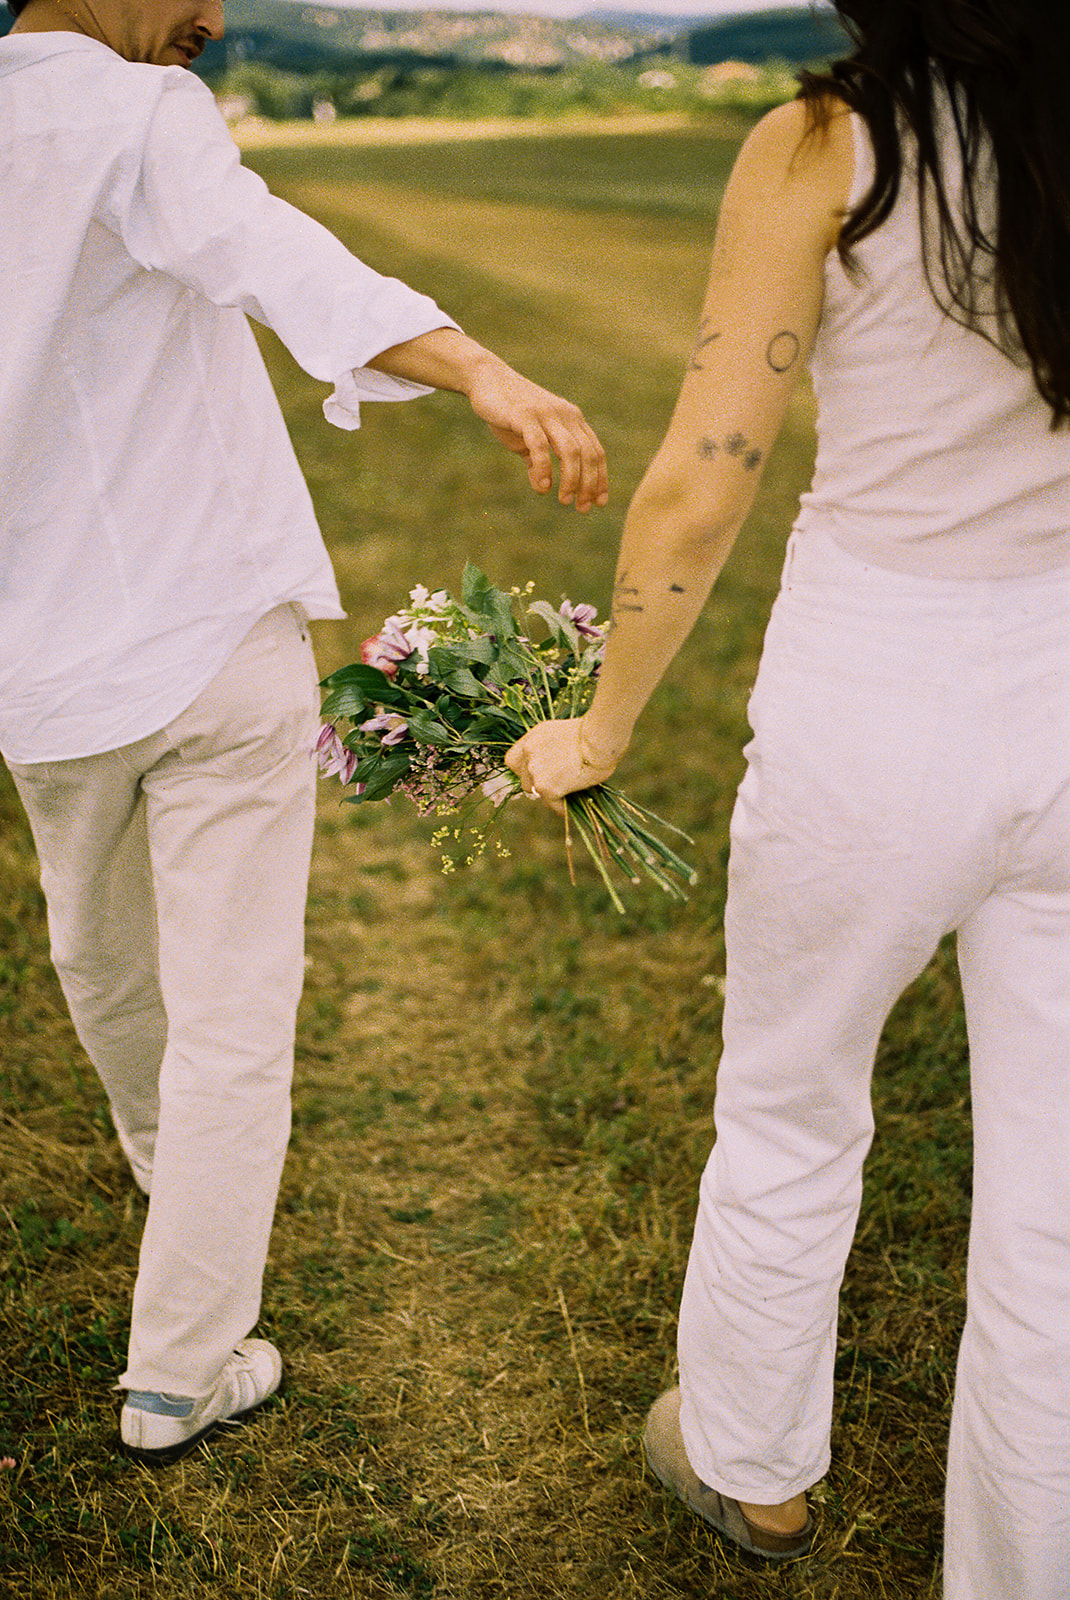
[677,528,1070,1599]
[7,605,319,1397]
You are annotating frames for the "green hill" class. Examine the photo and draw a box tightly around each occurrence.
[192,3,679,78]
[0,5,848,72]
[197,5,848,80]
[686,7,847,67]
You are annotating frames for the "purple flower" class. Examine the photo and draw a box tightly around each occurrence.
[359,711,409,747]
[559,600,603,638]
[314,723,361,786]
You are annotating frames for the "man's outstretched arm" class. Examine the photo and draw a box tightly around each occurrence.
[109,75,607,507]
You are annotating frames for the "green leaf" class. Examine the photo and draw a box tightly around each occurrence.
[356,752,412,801]
[425,644,466,678]
[461,564,516,641]
[461,563,493,611]
[406,710,455,746]
[320,663,395,696]
[320,665,406,716]
[319,684,368,721]
[485,645,534,688]
[450,635,496,666]
[452,706,515,737]
[528,600,579,654]
[442,668,489,700]
[487,590,517,641]
[351,750,386,783]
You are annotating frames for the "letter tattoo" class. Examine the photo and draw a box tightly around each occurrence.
[689,317,721,372]
[611,569,644,623]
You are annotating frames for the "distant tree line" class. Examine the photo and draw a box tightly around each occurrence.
[206,57,803,123]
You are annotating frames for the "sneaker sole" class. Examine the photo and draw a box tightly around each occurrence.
[120,1385,283,1467]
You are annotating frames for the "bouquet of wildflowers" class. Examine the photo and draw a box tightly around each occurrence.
[316,565,695,913]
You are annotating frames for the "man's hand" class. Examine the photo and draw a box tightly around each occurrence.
[366,328,608,511]
[505,716,624,815]
[465,356,609,512]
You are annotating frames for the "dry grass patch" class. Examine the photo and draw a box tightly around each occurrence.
[233,111,704,152]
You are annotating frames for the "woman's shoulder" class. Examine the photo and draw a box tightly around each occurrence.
[728,96,855,252]
[739,95,854,185]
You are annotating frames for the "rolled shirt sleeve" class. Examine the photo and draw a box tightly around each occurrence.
[109,73,461,428]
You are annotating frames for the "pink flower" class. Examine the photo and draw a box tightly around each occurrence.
[559,600,603,639]
[314,723,360,785]
[360,619,411,677]
[359,711,409,747]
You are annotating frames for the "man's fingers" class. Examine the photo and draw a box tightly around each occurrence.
[543,411,608,511]
[511,393,607,508]
[474,378,607,508]
[504,737,530,786]
[548,425,582,506]
[520,422,554,496]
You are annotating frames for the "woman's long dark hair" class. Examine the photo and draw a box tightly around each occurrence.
[800,0,1070,427]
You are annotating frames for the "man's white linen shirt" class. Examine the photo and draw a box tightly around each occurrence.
[0,33,460,763]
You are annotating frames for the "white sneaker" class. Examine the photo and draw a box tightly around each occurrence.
[120,1339,282,1465]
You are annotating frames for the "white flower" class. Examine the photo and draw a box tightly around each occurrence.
[408,584,449,613]
[403,622,438,670]
[481,772,516,808]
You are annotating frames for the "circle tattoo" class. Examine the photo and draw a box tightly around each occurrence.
[766,331,800,374]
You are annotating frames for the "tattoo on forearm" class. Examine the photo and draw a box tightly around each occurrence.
[688,317,721,372]
[766,330,800,374]
[610,569,644,625]
[697,433,764,471]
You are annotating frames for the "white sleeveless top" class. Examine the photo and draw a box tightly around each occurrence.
[796,101,1070,578]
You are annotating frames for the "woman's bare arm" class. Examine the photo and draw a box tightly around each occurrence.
[507,97,853,804]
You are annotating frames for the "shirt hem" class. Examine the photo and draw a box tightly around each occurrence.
[0,594,345,766]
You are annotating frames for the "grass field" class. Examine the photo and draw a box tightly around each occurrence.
[0,117,969,1598]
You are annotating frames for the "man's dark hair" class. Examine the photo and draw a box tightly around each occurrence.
[801,0,1070,428]
[7,0,29,14]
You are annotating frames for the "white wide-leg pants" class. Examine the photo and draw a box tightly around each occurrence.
[6,605,320,1398]
[677,528,1070,1599]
